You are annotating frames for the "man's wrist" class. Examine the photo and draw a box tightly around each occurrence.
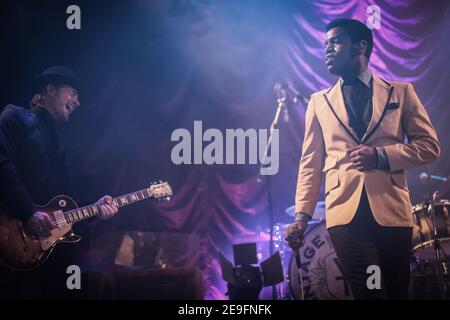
[294,212,312,222]
[375,146,390,170]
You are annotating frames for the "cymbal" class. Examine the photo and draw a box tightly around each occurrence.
[285,201,326,222]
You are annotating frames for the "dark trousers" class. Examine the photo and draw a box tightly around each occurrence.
[328,188,412,300]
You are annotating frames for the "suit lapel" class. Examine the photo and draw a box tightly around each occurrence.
[361,75,393,143]
[323,80,360,144]
[29,111,60,161]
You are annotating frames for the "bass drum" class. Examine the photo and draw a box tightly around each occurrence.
[288,221,353,300]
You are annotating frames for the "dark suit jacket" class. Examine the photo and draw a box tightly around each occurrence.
[0,105,73,220]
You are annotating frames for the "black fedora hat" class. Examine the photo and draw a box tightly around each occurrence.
[31,66,80,92]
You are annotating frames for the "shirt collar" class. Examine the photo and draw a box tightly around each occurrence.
[33,106,59,129]
[339,69,372,88]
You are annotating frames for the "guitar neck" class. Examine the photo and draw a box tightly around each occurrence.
[64,188,152,224]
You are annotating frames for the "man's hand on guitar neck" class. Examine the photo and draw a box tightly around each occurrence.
[24,195,117,238]
[97,195,118,220]
[26,211,55,238]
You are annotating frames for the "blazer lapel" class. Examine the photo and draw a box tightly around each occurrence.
[323,80,360,144]
[361,75,393,143]
[29,111,60,161]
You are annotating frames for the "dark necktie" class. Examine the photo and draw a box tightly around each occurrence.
[341,78,372,140]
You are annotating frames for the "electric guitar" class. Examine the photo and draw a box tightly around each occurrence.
[0,181,172,271]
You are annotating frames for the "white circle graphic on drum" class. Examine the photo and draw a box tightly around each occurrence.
[289,222,353,300]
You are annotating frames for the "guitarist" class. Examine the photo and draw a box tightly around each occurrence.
[0,66,118,298]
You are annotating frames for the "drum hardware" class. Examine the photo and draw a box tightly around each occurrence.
[409,256,450,299]
[416,169,450,299]
[412,200,450,260]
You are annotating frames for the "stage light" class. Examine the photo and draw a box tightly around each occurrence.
[219,242,284,300]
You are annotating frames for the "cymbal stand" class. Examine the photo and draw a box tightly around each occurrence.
[425,168,448,299]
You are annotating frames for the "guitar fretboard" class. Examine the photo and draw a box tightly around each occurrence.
[64,188,152,224]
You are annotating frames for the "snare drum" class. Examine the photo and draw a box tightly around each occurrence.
[412,200,450,260]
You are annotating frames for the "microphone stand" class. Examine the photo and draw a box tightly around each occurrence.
[257,93,287,300]
[425,166,448,299]
[258,84,309,300]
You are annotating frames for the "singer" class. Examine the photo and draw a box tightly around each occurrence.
[285,19,440,299]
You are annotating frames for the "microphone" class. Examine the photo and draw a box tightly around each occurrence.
[283,106,289,123]
[274,83,289,123]
[419,172,448,182]
[293,247,305,300]
[274,82,309,105]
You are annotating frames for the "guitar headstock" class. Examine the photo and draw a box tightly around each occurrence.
[148,181,173,202]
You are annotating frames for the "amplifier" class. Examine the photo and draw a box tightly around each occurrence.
[112,267,204,300]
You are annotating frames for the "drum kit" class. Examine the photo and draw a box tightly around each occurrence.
[267,193,450,300]
[410,196,450,299]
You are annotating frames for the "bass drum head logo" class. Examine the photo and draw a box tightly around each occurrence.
[289,222,353,300]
